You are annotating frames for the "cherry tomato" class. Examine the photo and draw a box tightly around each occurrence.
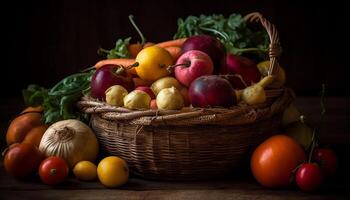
[296,163,323,192]
[4,143,43,178]
[313,148,337,178]
[39,157,69,185]
[251,135,306,188]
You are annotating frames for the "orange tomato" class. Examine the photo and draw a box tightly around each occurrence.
[6,108,47,147]
[251,134,306,188]
[22,124,48,147]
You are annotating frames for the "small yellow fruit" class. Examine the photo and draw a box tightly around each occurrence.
[257,60,286,88]
[282,103,301,126]
[242,84,266,105]
[123,90,151,109]
[156,87,184,110]
[151,76,182,96]
[73,161,97,181]
[97,156,129,188]
[285,121,313,150]
[105,85,128,106]
[135,46,174,82]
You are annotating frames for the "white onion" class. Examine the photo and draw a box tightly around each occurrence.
[39,119,99,168]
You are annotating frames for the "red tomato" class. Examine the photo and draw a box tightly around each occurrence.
[4,143,43,178]
[296,163,323,192]
[39,157,69,185]
[251,135,306,188]
[313,148,337,178]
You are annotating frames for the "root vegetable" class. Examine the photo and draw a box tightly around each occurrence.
[39,119,99,168]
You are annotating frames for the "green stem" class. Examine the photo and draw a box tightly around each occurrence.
[234,47,268,53]
[129,15,146,45]
[199,26,229,41]
[308,84,327,163]
[308,128,317,163]
[97,48,110,56]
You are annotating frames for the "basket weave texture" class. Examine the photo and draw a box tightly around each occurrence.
[78,12,292,180]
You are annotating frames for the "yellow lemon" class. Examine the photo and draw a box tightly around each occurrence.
[97,156,129,188]
[135,46,173,82]
[73,161,97,181]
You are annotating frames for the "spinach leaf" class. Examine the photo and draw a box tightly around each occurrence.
[22,70,94,124]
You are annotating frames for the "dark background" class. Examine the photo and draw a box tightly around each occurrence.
[0,0,349,183]
[1,0,349,98]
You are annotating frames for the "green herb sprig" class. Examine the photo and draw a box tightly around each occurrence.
[174,13,269,59]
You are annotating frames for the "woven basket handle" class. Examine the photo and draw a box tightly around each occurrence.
[244,12,281,76]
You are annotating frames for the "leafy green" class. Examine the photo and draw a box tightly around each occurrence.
[98,37,131,59]
[174,13,269,59]
[23,71,94,124]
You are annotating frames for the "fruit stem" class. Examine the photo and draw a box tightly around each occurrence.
[307,84,327,163]
[80,66,95,72]
[50,168,57,176]
[166,61,191,73]
[129,15,146,45]
[125,62,139,70]
[308,128,317,163]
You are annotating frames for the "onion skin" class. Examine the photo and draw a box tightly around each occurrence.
[91,65,134,100]
[39,119,99,168]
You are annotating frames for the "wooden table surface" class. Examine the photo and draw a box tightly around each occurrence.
[0,96,349,200]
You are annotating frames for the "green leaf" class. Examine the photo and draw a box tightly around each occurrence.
[173,13,269,60]
[99,37,131,59]
[23,71,93,124]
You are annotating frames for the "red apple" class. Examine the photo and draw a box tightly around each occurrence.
[91,65,134,100]
[182,35,226,74]
[174,50,214,87]
[225,54,261,86]
[189,75,236,108]
[135,86,155,99]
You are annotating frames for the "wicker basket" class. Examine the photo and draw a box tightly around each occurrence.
[78,12,293,180]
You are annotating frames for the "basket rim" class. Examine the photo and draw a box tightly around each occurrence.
[78,88,293,126]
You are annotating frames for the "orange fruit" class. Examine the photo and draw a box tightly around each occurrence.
[6,112,42,145]
[251,134,306,188]
[135,46,173,82]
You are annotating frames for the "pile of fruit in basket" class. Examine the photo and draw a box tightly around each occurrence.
[2,13,337,191]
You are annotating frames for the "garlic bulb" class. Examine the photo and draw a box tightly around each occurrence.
[39,119,99,168]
